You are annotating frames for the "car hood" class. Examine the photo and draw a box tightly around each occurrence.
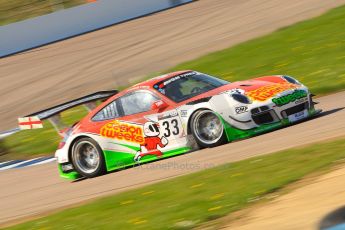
[180,76,300,105]
[225,78,300,102]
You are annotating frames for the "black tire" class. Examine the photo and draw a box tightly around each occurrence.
[71,137,106,178]
[190,110,227,148]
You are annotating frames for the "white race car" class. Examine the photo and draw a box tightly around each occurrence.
[14,71,320,179]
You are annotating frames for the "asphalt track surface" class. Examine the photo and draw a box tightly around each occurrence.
[1,0,345,131]
[0,91,345,227]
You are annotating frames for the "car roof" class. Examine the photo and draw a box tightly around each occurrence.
[93,70,194,112]
[128,70,194,90]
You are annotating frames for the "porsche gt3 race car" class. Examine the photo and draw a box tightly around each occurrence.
[15,71,321,179]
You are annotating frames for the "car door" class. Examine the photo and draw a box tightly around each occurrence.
[89,89,187,167]
[118,90,187,160]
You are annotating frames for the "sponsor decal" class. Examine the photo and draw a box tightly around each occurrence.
[101,120,178,162]
[163,76,180,86]
[134,122,169,162]
[272,90,308,107]
[246,83,297,102]
[154,72,197,91]
[288,110,307,123]
[157,110,178,120]
[295,97,308,104]
[180,110,188,117]
[177,71,197,78]
[101,120,144,144]
[235,106,248,114]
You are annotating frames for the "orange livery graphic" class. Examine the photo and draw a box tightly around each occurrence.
[246,82,297,101]
[100,120,144,144]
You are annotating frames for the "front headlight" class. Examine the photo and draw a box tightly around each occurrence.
[282,75,301,85]
[231,93,251,104]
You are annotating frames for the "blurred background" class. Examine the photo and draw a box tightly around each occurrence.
[0,0,89,26]
[1,0,345,229]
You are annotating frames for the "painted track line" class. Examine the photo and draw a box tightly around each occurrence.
[0,157,55,171]
[0,160,23,169]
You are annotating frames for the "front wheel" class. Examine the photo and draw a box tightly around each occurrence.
[190,110,227,148]
[71,137,106,178]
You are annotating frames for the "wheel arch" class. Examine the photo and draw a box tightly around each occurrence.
[67,135,99,163]
[67,135,107,177]
[186,108,211,135]
[187,108,227,148]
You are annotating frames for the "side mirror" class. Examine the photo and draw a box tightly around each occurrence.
[151,100,168,111]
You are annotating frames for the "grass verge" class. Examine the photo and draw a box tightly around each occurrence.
[0,106,88,161]
[170,5,345,95]
[0,0,87,26]
[2,5,345,159]
[6,137,345,229]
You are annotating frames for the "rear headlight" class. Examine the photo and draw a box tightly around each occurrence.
[58,142,66,149]
[231,93,251,104]
[58,128,73,149]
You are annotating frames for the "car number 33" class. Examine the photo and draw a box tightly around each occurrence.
[160,118,181,138]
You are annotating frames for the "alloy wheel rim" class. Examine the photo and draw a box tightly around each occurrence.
[193,111,224,145]
[73,141,100,174]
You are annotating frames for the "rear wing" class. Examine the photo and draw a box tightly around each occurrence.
[0,90,118,139]
[26,90,118,120]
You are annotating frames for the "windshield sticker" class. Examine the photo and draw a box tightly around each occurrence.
[163,76,181,86]
[178,71,197,78]
[154,72,197,90]
[246,83,297,101]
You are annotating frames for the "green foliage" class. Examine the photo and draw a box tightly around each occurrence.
[0,139,8,156]
[0,0,87,26]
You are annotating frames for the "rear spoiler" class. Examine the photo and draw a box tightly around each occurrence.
[0,90,118,139]
[27,90,118,120]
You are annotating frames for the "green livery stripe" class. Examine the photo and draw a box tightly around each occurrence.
[110,142,140,151]
[103,150,134,171]
[223,120,282,142]
[221,107,319,142]
[164,147,192,155]
[103,147,192,171]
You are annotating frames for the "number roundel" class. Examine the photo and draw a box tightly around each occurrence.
[162,119,180,137]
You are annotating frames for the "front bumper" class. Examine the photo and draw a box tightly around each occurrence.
[221,87,314,129]
[216,88,320,141]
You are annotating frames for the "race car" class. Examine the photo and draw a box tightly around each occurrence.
[16,70,321,179]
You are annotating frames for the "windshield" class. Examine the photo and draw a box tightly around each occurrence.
[153,72,229,102]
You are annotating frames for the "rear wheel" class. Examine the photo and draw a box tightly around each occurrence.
[190,110,227,148]
[71,138,106,178]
